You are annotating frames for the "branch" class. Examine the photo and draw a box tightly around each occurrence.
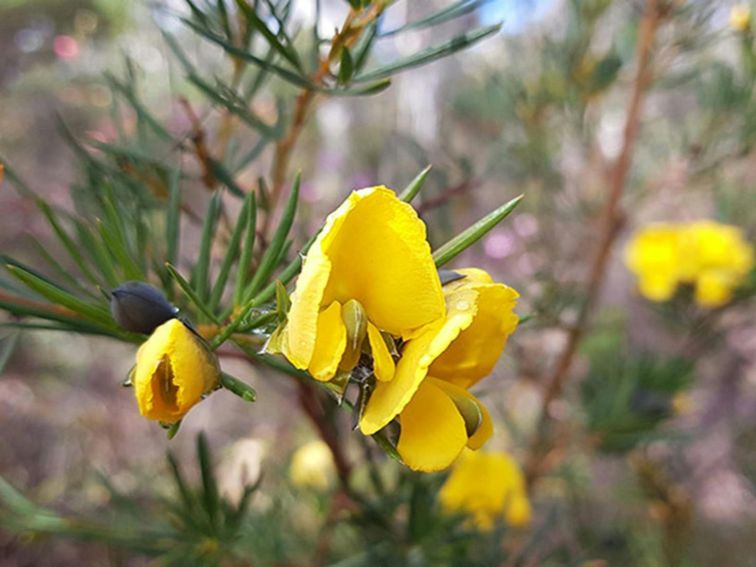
[525,0,663,486]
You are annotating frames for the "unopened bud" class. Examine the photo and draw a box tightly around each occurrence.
[111,281,178,334]
[339,299,367,371]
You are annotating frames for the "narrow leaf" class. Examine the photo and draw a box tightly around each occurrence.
[356,24,501,83]
[221,372,257,402]
[166,264,221,324]
[234,0,303,71]
[209,193,252,310]
[399,165,431,203]
[432,194,523,267]
[166,168,182,266]
[233,192,257,306]
[194,191,223,302]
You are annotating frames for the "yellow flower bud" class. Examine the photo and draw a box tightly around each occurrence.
[730,4,751,32]
[439,449,531,531]
[289,440,336,490]
[133,319,220,424]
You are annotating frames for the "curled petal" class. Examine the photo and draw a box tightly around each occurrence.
[308,301,347,381]
[367,323,395,382]
[359,289,477,435]
[396,380,468,472]
[430,280,519,389]
[431,378,493,450]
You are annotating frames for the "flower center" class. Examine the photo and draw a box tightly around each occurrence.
[153,355,179,412]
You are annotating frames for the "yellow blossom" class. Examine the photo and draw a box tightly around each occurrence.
[277,186,445,382]
[624,223,683,302]
[289,439,336,490]
[133,318,220,423]
[439,449,531,531]
[730,4,752,32]
[682,220,754,307]
[360,269,519,472]
[625,221,753,307]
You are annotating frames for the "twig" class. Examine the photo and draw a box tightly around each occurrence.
[524,0,663,486]
[415,179,478,215]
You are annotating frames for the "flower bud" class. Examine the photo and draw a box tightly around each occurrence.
[339,298,368,371]
[134,318,220,424]
[111,281,178,334]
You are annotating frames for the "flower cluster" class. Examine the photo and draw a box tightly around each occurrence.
[273,187,519,471]
[625,220,754,307]
[439,449,531,531]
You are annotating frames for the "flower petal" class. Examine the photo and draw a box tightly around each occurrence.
[396,380,468,472]
[307,301,347,381]
[319,187,445,338]
[283,245,332,369]
[359,291,477,435]
[431,378,493,449]
[134,319,218,422]
[367,322,395,382]
[430,282,518,389]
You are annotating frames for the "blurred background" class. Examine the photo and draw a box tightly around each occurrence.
[1,0,755,565]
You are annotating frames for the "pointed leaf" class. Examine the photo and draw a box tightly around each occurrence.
[399,165,431,203]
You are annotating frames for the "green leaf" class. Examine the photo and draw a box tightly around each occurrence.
[182,18,314,90]
[72,224,120,289]
[210,192,253,311]
[166,263,221,324]
[104,74,174,142]
[233,192,257,306]
[355,24,501,83]
[197,433,221,528]
[4,265,112,326]
[243,173,299,301]
[338,46,354,85]
[37,201,99,286]
[399,165,431,203]
[166,168,182,267]
[220,372,257,402]
[194,191,224,302]
[234,0,303,71]
[274,280,291,322]
[0,332,19,375]
[380,0,491,37]
[352,21,378,74]
[327,78,392,97]
[207,157,247,198]
[432,194,523,267]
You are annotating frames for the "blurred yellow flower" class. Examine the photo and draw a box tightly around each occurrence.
[439,449,531,531]
[624,223,682,302]
[682,221,754,307]
[289,439,336,490]
[730,4,752,32]
[625,221,753,308]
[133,319,220,423]
[360,269,519,472]
[277,186,444,382]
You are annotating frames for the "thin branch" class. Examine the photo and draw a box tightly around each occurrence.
[525,0,663,486]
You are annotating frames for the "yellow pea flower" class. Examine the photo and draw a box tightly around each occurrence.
[730,4,752,32]
[360,269,519,472]
[289,439,336,490]
[439,449,531,531]
[279,186,445,382]
[624,223,683,302]
[133,318,220,423]
[683,220,754,307]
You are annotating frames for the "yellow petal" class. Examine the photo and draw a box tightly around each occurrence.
[283,245,332,369]
[694,271,733,308]
[430,282,519,389]
[318,187,445,338]
[134,319,219,423]
[431,378,493,449]
[367,322,395,382]
[637,273,678,302]
[308,301,347,381]
[396,380,468,472]
[359,292,476,435]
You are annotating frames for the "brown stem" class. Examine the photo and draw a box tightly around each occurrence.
[415,179,478,215]
[525,0,663,486]
[260,5,385,240]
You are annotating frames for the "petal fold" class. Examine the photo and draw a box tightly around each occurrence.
[367,322,395,382]
[307,301,347,381]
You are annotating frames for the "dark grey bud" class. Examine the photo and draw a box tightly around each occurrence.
[110,281,178,334]
[438,269,466,286]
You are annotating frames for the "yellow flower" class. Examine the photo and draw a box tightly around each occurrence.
[279,186,445,382]
[624,223,683,302]
[730,4,752,32]
[133,318,220,423]
[682,220,754,307]
[289,439,336,490]
[360,269,519,471]
[439,449,531,531]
